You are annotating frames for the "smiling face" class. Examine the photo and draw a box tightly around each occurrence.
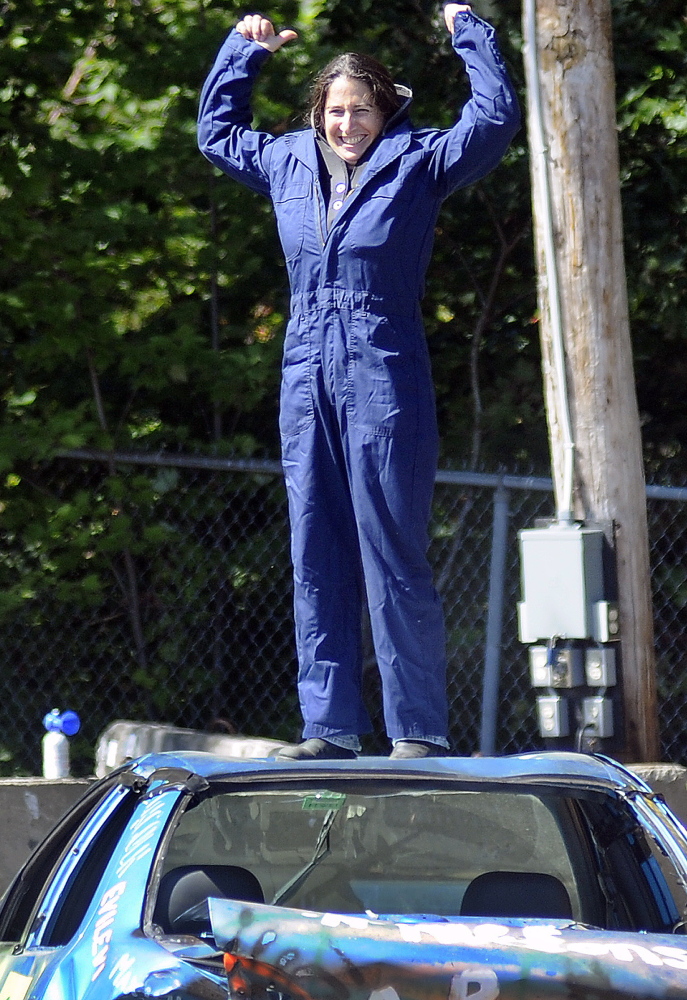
[323,76,384,164]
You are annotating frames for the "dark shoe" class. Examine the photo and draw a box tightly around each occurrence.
[277,738,357,761]
[389,740,449,759]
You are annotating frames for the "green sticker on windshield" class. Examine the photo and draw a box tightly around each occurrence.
[302,792,346,810]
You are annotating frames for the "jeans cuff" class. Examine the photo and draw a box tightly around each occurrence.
[392,736,450,749]
[308,734,362,752]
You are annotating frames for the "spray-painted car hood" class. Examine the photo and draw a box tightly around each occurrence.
[0,751,686,999]
[208,896,687,1000]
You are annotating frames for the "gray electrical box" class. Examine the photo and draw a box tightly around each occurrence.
[585,646,617,687]
[529,646,585,689]
[582,696,614,738]
[536,695,570,738]
[518,524,613,643]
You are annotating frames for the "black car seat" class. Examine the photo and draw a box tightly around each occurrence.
[460,870,573,920]
[154,864,264,935]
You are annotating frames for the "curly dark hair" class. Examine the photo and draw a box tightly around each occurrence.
[307,52,402,132]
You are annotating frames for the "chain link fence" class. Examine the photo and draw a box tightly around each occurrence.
[0,450,685,775]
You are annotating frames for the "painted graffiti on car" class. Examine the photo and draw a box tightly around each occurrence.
[91,881,127,982]
[209,898,687,1000]
[116,793,169,880]
[89,790,178,987]
[108,953,137,994]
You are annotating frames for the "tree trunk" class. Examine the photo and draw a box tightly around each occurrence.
[523,0,659,761]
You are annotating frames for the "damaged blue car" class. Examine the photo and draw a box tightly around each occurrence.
[1,752,687,999]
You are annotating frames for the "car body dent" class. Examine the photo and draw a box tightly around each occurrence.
[208,896,687,1000]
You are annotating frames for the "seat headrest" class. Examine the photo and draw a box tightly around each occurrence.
[460,870,572,920]
[154,864,264,933]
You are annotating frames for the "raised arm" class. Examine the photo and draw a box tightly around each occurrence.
[431,6,520,197]
[197,17,297,196]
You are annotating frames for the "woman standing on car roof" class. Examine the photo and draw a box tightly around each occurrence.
[198,3,519,761]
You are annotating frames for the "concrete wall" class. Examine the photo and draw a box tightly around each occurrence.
[0,778,91,897]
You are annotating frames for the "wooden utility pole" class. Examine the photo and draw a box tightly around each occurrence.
[522,0,659,761]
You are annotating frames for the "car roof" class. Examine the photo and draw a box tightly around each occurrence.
[125,750,649,796]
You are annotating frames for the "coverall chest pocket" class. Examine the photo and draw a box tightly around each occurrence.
[273,184,310,262]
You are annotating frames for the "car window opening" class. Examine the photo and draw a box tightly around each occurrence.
[147,783,682,941]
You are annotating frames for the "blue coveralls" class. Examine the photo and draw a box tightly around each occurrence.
[198,12,520,746]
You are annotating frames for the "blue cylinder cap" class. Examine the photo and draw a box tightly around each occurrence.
[43,709,81,737]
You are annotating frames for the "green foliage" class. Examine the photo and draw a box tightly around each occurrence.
[613,0,687,469]
[3,0,684,472]
[1,0,296,465]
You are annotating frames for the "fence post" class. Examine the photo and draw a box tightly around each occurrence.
[479,483,510,755]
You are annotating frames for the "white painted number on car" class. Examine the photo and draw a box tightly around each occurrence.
[0,972,32,1000]
[368,989,401,1000]
[449,968,500,1000]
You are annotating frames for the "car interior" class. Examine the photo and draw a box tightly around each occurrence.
[149,781,683,938]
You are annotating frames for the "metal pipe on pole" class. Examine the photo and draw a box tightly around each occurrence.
[522,0,575,525]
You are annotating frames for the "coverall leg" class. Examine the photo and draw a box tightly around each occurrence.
[280,301,372,740]
[280,295,448,743]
